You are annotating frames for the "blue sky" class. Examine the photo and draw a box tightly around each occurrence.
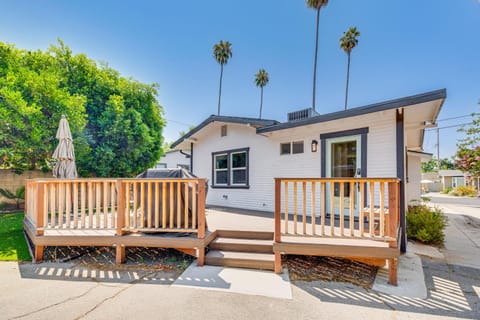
[1,0,479,158]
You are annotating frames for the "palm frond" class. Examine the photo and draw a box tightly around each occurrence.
[340,26,360,53]
[254,69,269,88]
[0,188,16,199]
[306,0,328,9]
[213,40,233,65]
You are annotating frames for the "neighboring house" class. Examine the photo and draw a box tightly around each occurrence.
[420,171,442,193]
[438,169,466,190]
[154,150,191,170]
[171,89,446,249]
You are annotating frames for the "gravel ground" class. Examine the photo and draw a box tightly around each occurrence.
[42,246,194,275]
[285,255,378,289]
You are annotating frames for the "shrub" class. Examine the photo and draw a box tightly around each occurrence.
[451,185,478,197]
[406,204,447,245]
[0,186,25,209]
[441,187,453,194]
[0,202,9,211]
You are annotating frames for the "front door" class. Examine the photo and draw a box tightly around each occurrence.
[325,135,361,216]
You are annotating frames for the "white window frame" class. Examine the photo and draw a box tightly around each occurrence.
[292,141,304,154]
[230,151,247,186]
[214,153,229,186]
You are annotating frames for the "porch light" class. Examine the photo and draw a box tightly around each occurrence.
[311,140,318,152]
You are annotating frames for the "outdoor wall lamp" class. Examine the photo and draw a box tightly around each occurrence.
[311,140,318,152]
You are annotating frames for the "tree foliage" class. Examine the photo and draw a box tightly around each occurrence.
[340,26,360,110]
[456,111,480,178]
[421,158,456,173]
[0,40,165,177]
[306,0,328,112]
[213,40,232,116]
[254,69,269,119]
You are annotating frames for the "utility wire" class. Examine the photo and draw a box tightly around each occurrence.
[165,119,195,127]
[425,122,473,131]
[436,113,477,122]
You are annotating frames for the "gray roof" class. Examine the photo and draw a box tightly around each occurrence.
[171,115,279,148]
[438,170,464,177]
[171,89,446,148]
[257,89,446,134]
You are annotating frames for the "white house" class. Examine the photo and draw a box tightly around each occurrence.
[171,89,446,251]
[154,150,191,170]
[438,169,466,189]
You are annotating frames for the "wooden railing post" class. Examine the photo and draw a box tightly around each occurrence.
[34,182,45,262]
[116,180,125,236]
[197,179,206,267]
[35,182,45,236]
[274,178,282,273]
[115,180,126,264]
[197,179,206,239]
[24,182,29,216]
[388,181,399,246]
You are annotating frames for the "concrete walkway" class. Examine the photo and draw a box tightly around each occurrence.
[427,193,480,269]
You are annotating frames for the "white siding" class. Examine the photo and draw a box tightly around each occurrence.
[156,151,190,169]
[191,110,398,212]
[406,155,421,204]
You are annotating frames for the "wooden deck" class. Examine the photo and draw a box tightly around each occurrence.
[24,178,211,265]
[274,178,401,285]
[24,176,402,286]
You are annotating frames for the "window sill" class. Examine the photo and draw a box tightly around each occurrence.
[211,185,250,189]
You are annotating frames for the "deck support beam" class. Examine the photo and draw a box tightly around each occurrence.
[388,258,398,286]
[116,245,126,264]
[274,252,282,274]
[34,245,44,263]
[197,247,205,266]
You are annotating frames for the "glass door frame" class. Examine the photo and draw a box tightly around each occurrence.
[320,128,369,218]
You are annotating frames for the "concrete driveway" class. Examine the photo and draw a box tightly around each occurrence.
[1,197,480,320]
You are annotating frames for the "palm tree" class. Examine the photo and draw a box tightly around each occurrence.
[213,40,233,115]
[306,0,328,112]
[254,69,269,119]
[340,26,360,110]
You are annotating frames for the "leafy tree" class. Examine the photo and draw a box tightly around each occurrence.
[178,125,196,138]
[340,27,360,110]
[213,40,232,116]
[0,40,165,177]
[0,42,87,172]
[455,111,480,179]
[306,0,328,112]
[254,69,269,119]
[421,158,456,173]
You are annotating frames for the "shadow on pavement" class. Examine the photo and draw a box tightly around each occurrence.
[18,261,181,285]
[293,258,480,319]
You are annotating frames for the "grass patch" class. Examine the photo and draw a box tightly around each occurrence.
[0,212,31,261]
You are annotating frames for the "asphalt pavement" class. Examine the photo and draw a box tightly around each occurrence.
[1,194,480,320]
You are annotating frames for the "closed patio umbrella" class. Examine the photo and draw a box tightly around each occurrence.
[420,179,434,184]
[53,115,77,178]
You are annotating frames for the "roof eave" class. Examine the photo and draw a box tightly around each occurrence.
[257,89,447,134]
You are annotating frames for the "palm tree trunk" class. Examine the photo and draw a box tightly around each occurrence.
[259,86,264,119]
[217,64,224,115]
[344,52,351,110]
[312,7,320,112]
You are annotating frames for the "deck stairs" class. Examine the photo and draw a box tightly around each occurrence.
[205,230,275,271]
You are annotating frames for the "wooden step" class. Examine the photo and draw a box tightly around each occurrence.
[205,250,275,271]
[215,229,274,240]
[210,237,273,253]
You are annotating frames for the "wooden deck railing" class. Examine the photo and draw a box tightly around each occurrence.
[274,178,400,244]
[25,178,206,239]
